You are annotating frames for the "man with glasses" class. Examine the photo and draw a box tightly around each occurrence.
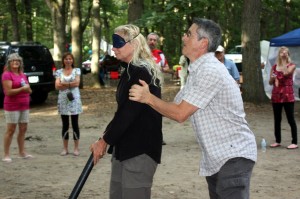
[129,18,257,199]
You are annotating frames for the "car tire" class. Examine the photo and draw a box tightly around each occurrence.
[0,93,3,108]
[81,68,87,74]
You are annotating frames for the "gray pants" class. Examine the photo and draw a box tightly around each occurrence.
[206,157,255,199]
[109,154,158,199]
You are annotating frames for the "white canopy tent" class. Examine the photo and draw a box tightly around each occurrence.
[100,39,115,57]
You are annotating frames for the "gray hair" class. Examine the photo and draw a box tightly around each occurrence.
[147,32,159,40]
[114,24,162,86]
[193,18,222,52]
[5,53,24,72]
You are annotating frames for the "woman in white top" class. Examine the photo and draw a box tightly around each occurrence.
[55,52,82,156]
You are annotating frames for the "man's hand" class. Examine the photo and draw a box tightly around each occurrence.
[129,79,151,104]
[90,139,107,165]
[161,65,174,75]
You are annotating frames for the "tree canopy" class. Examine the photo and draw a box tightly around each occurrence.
[1,0,299,63]
[1,0,299,102]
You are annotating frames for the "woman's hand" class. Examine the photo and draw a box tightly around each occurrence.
[90,139,108,165]
[269,70,277,85]
[55,78,69,90]
[269,75,276,85]
[22,84,32,93]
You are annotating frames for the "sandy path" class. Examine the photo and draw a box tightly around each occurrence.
[1,74,300,199]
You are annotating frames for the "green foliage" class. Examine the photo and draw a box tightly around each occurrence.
[1,0,300,64]
[0,0,52,47]
[261,0,300,39]
[81,0,127,52]
[100,0,128,43]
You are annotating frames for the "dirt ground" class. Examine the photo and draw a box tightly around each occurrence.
[1,73,300,199]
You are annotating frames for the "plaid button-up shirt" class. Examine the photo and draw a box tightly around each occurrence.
[174,52,257,176]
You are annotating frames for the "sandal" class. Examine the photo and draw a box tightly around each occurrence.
[60,150,69,156]
[270,143,281,148]
[19,154,33,159]
[287,144,298,149]
[2,157,12,163]
[73,150,80,156]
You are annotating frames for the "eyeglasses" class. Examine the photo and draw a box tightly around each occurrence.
[112,33,139,48]
[184,30,192,37]
[183,30,206,41]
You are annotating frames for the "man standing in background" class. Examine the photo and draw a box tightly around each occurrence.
[215,45,240,84]
[147,32,170,145]
[147,32,170,73]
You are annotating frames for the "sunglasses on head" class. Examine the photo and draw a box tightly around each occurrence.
[112,33,139,48]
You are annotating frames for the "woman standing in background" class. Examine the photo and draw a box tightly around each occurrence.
[269,46,298,149]
[55,52,83,156]
[2,53,32,163]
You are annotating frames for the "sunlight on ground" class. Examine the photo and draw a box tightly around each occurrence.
[30,105,89,116]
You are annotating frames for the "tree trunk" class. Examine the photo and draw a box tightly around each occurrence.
[128,0,144,23]
[45,0,66,68]
[23,0,33,41]
[70,0,83,88]
[2,23,8,41]
[102,4,111,44]
[91,0,101,87]
[284,0,291,32]
[241,0,268,103]
[8,0,20,41]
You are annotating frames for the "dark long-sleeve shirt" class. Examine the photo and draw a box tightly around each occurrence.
[103,62,162,163]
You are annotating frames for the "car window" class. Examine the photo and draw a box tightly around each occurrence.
[0,46,9,64]
[0,49,6,63]
[12,46,52,62]
[228,46,242,54]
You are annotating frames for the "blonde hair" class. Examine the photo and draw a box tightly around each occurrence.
[114,24,162,86]
[276,46,292,66]
[5,53,24,73]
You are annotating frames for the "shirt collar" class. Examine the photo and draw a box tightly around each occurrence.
[188,52,215,73]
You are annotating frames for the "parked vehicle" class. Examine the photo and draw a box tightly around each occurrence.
[225,45,266,72]
[81,59,92,74]
[100,54,120,73]
[81,54,121,76]
[0,41,56,105]
[225,46,243,72]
